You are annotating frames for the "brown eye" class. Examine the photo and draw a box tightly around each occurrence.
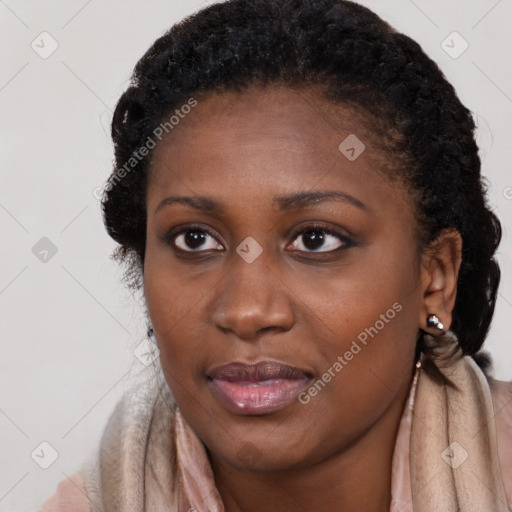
[171,228,223,252]
[288,225,352,253]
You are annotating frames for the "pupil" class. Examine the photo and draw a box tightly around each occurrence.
[303,230,324,250]
[185,230,206,249]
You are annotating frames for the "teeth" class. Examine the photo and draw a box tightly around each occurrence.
[240,379,281,387]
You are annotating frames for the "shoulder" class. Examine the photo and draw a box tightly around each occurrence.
[489,377,512,424]
[489,378,512,507]
[38,470,91,512]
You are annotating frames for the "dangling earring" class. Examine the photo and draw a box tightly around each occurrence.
[426,314,445,332]
[147,326,155,341]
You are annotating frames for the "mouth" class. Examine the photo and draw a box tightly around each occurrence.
[206,361,313,415]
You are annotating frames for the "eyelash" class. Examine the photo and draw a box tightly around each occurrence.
[164,222,354,257]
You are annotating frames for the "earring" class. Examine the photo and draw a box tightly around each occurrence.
[147,326,155,339]
[426,314,444,332]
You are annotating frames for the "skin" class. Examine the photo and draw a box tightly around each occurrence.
[143,84,462,512]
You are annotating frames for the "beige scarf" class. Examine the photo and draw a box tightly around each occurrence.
[409,334,508,511]
[81,334,509,512]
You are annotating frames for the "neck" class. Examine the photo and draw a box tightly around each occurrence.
[209,378,411,512]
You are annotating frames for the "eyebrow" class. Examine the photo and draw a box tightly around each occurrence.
[155,190,368,215]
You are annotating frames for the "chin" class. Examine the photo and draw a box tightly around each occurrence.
[210,435,320,474]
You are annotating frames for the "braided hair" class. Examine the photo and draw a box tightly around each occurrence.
[102,0,501,375]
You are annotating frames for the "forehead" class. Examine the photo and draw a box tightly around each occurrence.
[146,84,410,218]
[151,85,373,151]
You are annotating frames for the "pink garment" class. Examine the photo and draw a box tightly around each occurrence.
[38,376,512,512]
[38,471,91,512]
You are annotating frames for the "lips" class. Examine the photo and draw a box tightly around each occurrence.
[207,361,312,415]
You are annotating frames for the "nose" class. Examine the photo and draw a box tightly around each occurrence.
[211,249,295,340]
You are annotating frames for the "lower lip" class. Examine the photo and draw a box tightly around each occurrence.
[208,377,310,415]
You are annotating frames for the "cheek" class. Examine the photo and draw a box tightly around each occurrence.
[143,237,213,334]
[294,244,421,433]
[143,253,205,380]
[291,300,419,467]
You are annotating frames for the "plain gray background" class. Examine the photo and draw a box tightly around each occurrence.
[1,0,511,510]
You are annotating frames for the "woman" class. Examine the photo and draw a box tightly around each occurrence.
[39,0,512,510]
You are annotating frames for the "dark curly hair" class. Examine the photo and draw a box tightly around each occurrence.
[101,0,501,377]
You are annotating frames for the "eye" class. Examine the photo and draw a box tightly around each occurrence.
[164,223,352,256]
[288,224,352,253]
[170,227,224,252]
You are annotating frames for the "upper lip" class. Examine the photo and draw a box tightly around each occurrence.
[208,361,312,383]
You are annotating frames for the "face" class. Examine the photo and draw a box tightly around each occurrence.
[143,85,424,472]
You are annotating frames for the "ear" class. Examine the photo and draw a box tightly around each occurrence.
[419,228,463,333]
